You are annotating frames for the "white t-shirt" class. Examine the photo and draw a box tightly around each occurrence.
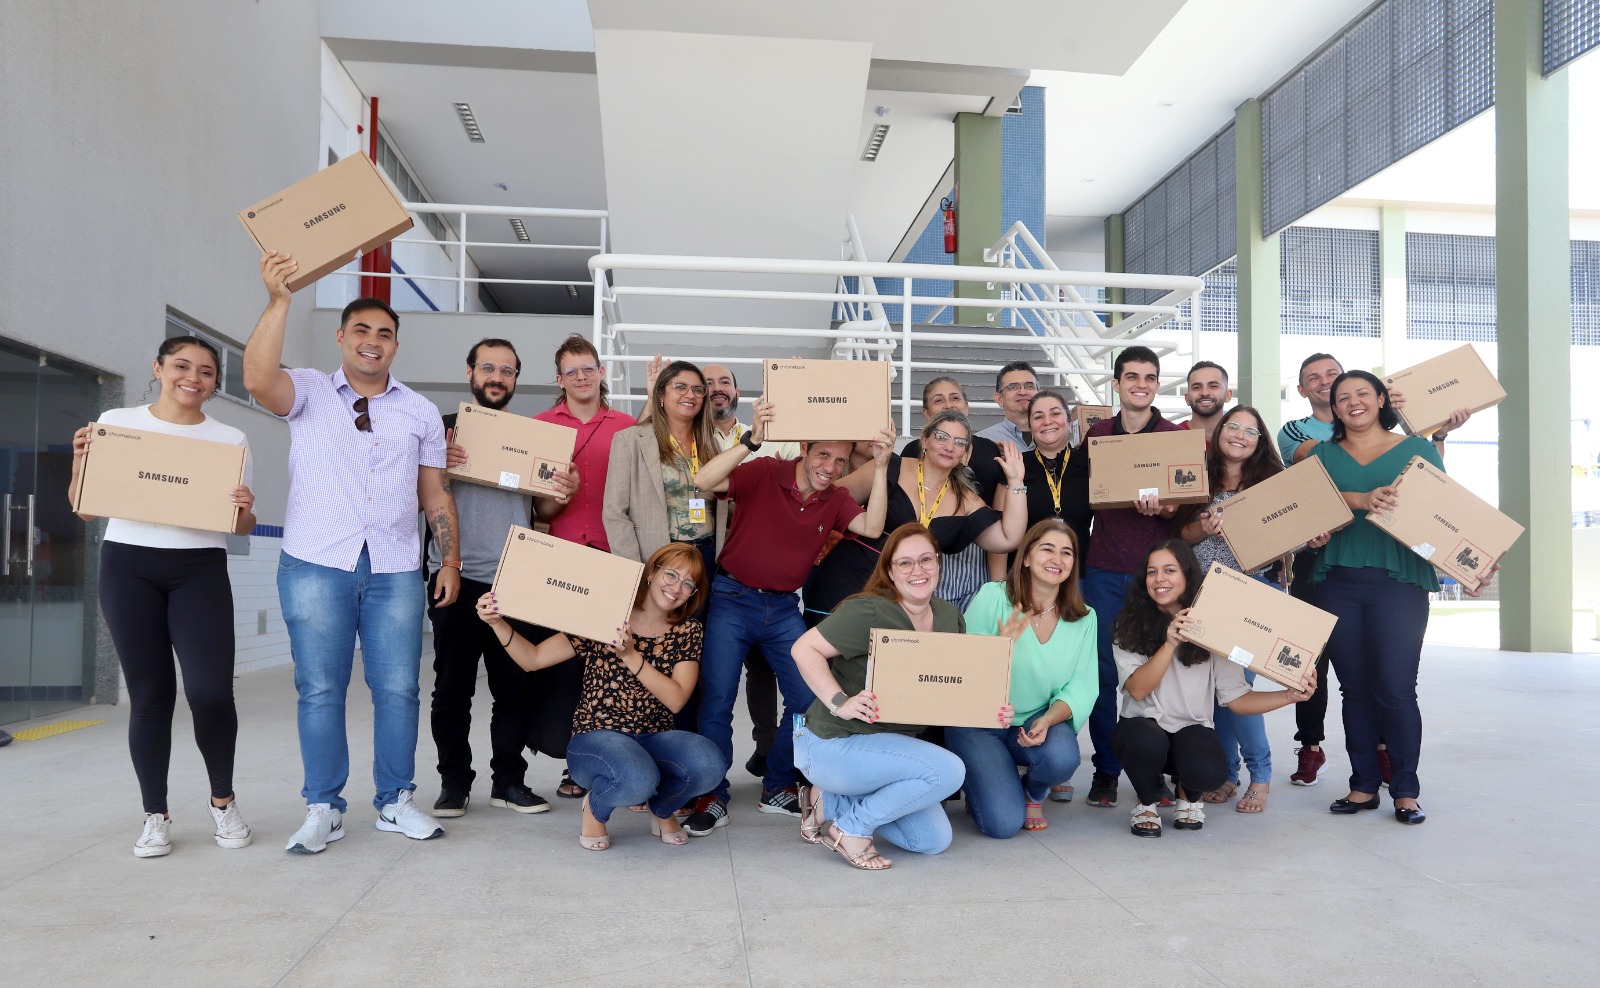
[96,406,252,550]
[1114,643,1251,732]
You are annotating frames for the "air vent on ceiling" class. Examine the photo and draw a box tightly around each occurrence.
[453,102,485,143]
[566,284,579,298]
[861,124,890,162]
[509,218,530,242]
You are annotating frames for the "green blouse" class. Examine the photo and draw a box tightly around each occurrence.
[1310,436,1443,592]
[805,594,966,740]
[962,582,1098,734]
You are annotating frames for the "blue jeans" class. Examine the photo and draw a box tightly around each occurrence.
[565,729,724,824]
[1079,566,1134,776]
[698,574,813,801]
[278,548,425,812]
[1213,668,1271,785]
[946,721,1081,838]
[792,722,964,853]
[1316,567,1430,800]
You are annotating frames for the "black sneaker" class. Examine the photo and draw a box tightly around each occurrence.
[683,795,728,836]
[758,786,802,817]
[432,786,470,818]
[744,751,767,778]
[1086,771,1119,808]
[1154,780,1175,807]
[489,782,551,815]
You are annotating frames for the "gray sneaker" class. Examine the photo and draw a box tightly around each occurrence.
[134,813,172,858]
[377,790,445,840]
[208,799,252,848]
[285,803,344,854]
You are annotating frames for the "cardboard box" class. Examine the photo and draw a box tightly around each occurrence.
[238,154,414,292]
[1180,562,1338,692]
[490,526,645,643]
[1087,428,1209,508]
[761,359,891,442]
[1217,457,1354,572]
[447,402,576,497]
[1383,344,1506,437]
[69,422,245,534]
[1368,455,1525,592]
[866,629,1013,728]
[1071,404,1112,446]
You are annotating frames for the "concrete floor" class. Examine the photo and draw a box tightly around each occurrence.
[3,643,1598,987]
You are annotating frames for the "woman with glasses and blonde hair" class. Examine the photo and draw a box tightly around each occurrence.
[790,523,1012,871]
[475,543,723,850]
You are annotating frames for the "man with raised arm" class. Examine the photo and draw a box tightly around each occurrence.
[244,251,459,854]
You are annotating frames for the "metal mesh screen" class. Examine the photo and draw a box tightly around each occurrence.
[1406,232,1498,342]
[1281,227,1380,337]
[1165,260,1239,334]
[1545,0,1600,74]
[1124,125,1236,307]
[1573,240,1600,345]
[1262,0,1495,235]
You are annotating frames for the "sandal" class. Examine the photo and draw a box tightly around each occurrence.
[1236,782,1269,814]
[1022,801,1048,832]
[821,822,892,871]
[1048,783,1074,803]
[649,815,689,846]
[1173,798,1206,831]
[798,785,826,845]
[557,769,587,799]
[578,796,609,851]
[1202,780,1238,804]
[1130,802,1161,838]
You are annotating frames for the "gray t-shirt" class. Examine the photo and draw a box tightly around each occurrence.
[976,418,1031,451]
[429,478,532,584]
[1114,643,1251,732]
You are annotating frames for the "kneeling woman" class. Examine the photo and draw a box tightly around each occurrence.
[790,523,1006,871]
[476,543,723,849]
[1111,541,1314,838]
[946,519,1098,837]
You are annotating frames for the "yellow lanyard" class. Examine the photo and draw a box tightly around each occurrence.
[1035,448,1068,514]
[727,423,743,447]
[669,436,701,479]
[916,459,950,526]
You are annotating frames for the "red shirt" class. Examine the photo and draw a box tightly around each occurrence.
[534,404,635,551]
[716,456,864,592]
[1085,409,1184,575]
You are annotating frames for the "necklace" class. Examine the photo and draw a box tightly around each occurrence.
[915,458,950,525]
[1034,448,1068,514]
[668,435,700,478]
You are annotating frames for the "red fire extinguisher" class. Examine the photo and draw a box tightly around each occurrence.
[942,196,957,254]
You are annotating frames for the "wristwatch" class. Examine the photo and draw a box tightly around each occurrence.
[828,691,849,715]
[741,431,763,452]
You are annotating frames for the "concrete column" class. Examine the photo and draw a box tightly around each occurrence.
[1104,213,1126,324]
[1233,99,1281,431]
[953,112,1002,324]
[1496,0,1572,652]
[1378,205,1407,374]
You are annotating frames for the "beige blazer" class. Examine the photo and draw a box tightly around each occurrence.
[602,425,728,563]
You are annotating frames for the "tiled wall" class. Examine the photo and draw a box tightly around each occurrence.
[230,534,293,675]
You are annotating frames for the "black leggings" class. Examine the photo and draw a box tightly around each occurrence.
[99,542,238,814]
[1112,717,1227,805]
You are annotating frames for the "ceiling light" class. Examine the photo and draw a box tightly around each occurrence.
[861,124,890,162]
[566,284,579,298]
[453,102,485,143]
[509,218,530,242]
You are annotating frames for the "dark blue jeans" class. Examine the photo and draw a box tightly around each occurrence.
[565,729,724,823]
[1079,565,1135,776]
[698,573,814,802]
[1316,567,1430,800]
[945,722,1081,838]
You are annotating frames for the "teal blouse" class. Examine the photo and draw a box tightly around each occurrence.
[963,581,1099,733]
[1310,436,1443,592]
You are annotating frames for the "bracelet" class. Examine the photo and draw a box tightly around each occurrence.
[497,626,513,648]
[634,657,646,676]
[441,560,462,570]
[1010,485,1027,494]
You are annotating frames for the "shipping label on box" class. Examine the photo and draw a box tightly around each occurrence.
[69,423,246,534]
[1071,404,1112,445]
[1217,457,1354,572]
[1367,455,1524,591]
[238,153,414,292]
[1087,428,1209,508]
[866,629,1012,729]
[761,359,891,442]
[490,526,645,643]
[447,403,576,497]
[1383,344,1506,437]
[1180,562,1337,692]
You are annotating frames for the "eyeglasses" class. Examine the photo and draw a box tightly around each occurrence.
[1222,422,1262,439]
[654,565,697,595]
[476,362,520,379]
[891,553,940,575]
[668,381,707,397]
[928,429,971,451]
[352,396,371,433]
[559,363,599,380]
[1000,381,1039,394]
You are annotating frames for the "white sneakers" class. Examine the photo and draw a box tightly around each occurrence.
[285,803,346,854]
[134,813,172,857]
[377,790,445,841]
[209,799,253,848]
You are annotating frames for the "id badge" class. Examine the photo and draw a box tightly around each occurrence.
[688,498,708,525]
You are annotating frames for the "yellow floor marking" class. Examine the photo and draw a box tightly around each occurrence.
[10,720,106,741]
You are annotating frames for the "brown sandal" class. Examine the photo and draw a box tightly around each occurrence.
[821,822,892,871]
[1202,780,1238,804]
[1236,782,1269,813]
[798,785,826,844]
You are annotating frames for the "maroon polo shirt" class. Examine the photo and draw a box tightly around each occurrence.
[716,456,864,592]
[1085,408,1184,575]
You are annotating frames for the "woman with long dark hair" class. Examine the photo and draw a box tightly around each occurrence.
[1110,541,1314,838]
[69,336,257,857]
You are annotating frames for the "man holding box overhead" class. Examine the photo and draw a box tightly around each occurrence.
[244,251,461,853]
[678,397,895,836]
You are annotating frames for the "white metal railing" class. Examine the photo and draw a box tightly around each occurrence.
[590,252,1202,438]
[991,220,1201,402]
[832,214,894,364]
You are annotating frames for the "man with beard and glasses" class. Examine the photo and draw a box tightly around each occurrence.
[428,339,577,819]
[1181,361,1234,445]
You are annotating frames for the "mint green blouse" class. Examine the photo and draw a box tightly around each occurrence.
[1310,436,1443,592]
[963,581,1098,733]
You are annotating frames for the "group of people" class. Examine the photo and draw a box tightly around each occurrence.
[75,250,1492,866]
